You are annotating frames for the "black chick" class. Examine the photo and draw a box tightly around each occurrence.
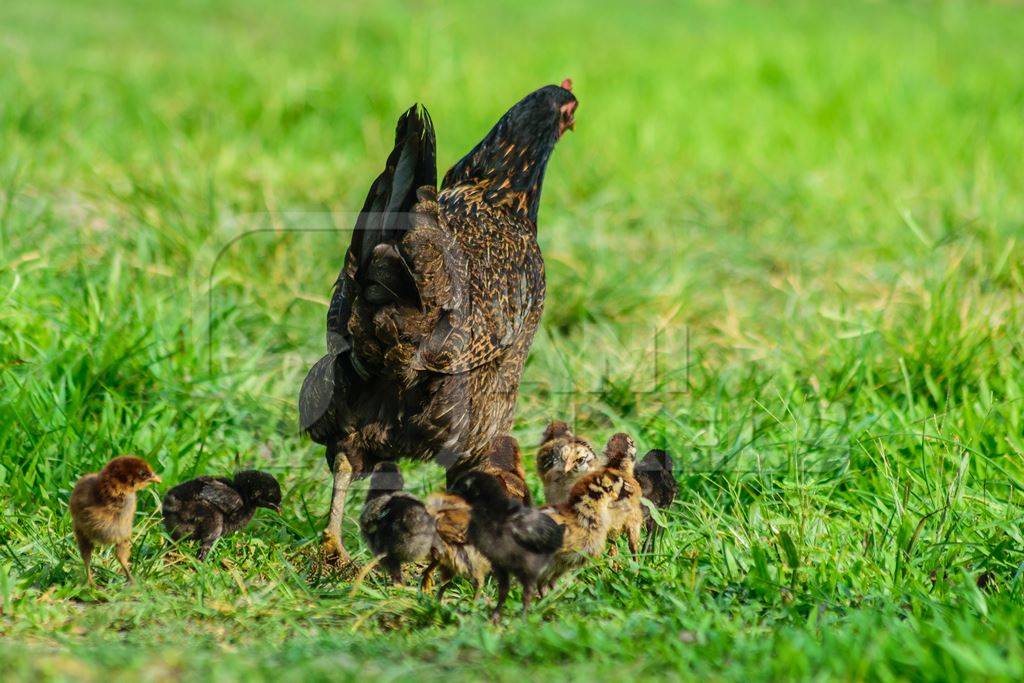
[635,449,678,550]
[162,471,282,560]
[449,471,565,622]
[356,462,438,585]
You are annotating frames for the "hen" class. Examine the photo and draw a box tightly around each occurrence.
[300,81,578,564]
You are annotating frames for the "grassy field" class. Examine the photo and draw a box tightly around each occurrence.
[2,0,1024,679]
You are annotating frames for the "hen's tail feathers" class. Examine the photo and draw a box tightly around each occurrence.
[351,105,437,298]
[300,105,437,441]
[636,449,678,553]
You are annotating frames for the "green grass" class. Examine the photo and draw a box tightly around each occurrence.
[2,0,1024,679]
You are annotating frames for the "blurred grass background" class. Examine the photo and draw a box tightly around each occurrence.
[2,0,1024,680]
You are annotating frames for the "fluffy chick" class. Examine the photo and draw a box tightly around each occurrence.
[69,455,161,585]
[635,449,678,550]
[421,492,491,599]
[446,435,532,504]
[449,471,565,622]
[357,462,437,585]
[427,435,529,597]
[536,421,600,506]
[162,470,282,560]
[538,468,624,591]
[602,433,644,558]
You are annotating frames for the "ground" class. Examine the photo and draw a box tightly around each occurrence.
[2,0,1024,680]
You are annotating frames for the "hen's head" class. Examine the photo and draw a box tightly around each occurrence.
[503,80,578,143]
[442,79,578,223]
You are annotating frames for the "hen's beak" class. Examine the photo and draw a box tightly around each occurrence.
[558,101,577,138]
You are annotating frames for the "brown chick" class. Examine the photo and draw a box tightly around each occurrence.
[602,433,644,558]
[536,421,600,506]
[538,467,625,592]
[69,455,161,585]
[420,492,491,599]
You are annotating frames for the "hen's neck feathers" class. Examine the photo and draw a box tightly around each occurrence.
[442,115,558,225]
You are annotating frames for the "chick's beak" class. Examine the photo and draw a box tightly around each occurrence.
[562,456,577,474]
[269,503,282,513]
[150,474,162,483]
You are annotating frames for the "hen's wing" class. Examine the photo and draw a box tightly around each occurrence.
[409,207,544,375]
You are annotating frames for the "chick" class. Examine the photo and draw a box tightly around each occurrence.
[427,435,529,598]
[483,435,532,505]
[449,471,565,622]
[602,433,644,558]
[420,492,491,599]
[536,421,600,506]
[162,470,282,560]
[356,462,437,586]
[635,449,678,550]
[538,468,625,591]
[446,434,532,504]
[69,455,161,585]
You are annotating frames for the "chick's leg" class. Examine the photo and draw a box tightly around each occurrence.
[322,447,353,566]
[521,581,535,620]
[75,531,94,587]
[627,520,642,559]
[115,540,134,584]
[196,511,223,561]
[491,570,510,624]
[420,558,438,592]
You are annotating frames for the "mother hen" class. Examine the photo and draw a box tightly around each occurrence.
[300,81,578,564]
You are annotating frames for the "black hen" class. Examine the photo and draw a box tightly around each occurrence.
[356,463,437,585]
[449,471,564,622]
[300,82,578,565]
[635,449,678,550]
[162,471,281,560]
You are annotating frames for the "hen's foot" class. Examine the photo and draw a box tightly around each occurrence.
[321,530,353,568]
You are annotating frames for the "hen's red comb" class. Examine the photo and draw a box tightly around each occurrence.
[561,78,573,92]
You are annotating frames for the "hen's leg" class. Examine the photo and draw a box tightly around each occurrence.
[322,446,353,566]
[115,540,134,584]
